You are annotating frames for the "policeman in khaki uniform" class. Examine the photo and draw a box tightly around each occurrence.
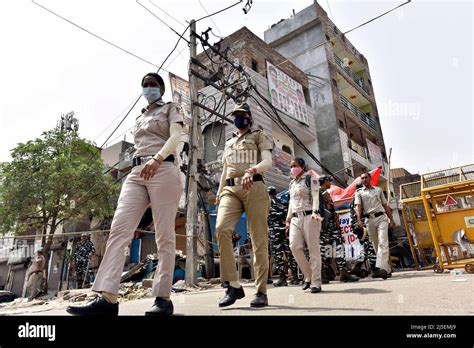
[285,157,323,293]
[68,72,183,316]
[354,172,396,279]
[215,102,273,308]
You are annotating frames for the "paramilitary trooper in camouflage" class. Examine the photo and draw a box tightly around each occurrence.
[267,187,299,287]
[319,176,359,283]
[73,233,95,289]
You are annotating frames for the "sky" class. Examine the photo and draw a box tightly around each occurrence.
[0,0,472,175]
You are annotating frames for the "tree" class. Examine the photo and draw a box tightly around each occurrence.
[0,127,118,292]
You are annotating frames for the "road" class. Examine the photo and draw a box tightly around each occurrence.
[1,270,473,316]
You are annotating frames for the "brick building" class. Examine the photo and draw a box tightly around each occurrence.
[196,26,321,194]
[264,1,390,186]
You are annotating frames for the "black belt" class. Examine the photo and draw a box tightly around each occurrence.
[225,174,263,187]
[132,155,174,167]
[292,210,313,218]
[364,211,385,219]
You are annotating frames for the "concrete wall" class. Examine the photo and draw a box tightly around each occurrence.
[264,4,348,182]
[0,261,8,289]
[101,141,134,169]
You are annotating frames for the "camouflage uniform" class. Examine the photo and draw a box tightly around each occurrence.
[268,194,298,284]
[350,199,377,276]
[318,174,359,283]
[74,239,95,288]
[319,189,347,280]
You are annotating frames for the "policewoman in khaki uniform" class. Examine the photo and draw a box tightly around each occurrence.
[285,157,323,293]
[216,103,273,308]
[354,172,396,279]
[67,73,183,316]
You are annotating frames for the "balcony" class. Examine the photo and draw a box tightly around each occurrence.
[340,95,377,132]
[349,139,367,159]
[334,54,370,95]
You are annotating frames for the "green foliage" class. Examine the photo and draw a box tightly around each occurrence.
[0,128,118,235]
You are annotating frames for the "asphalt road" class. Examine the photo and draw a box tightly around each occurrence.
[1,270,473,316]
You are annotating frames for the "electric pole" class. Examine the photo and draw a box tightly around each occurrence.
[185,19,200,286]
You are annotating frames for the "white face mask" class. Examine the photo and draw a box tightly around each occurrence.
[142,87,162,104]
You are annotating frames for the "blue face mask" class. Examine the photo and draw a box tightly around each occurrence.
[234,115,250,129]
[142,87,162,104]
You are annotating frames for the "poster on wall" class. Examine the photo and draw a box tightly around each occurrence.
[169,73,192,126]
[270,146,292,177]
[266,61,309,125]
[338,211,363,261]
[366,139,383,167]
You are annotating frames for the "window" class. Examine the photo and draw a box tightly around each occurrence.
[339,120,344,129]
[251,59,259,72]
[368,79,372,86]
[282,145,292,155]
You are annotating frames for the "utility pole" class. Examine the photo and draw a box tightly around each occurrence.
[387,147,393,201]
[185,19,199,286]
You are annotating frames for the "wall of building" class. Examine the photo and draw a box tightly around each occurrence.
[101,141,134,169]
[264,3,349,183]
[198,66,320,193]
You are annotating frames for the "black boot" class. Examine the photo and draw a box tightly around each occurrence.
[322,265,331,284]
[218,286,245,307]
[290,277,300,285]
[339,267,360,282]
[145,297,174,316]
[273,277,288,287]
[250,292,268,307]
[66,296,118,316]
[301,281,311,290]
[351,262,363,277]
[372,268,388,280]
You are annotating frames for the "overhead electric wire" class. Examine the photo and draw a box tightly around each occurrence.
[196,0,243,22]
[247,86,347,187]
[136,0,190,44]
[246,0,411,81]
[149,0,188,28]
[198,0,224,38]
[31,0,167,71]
[326,0,336,22]
[66,1,246,214]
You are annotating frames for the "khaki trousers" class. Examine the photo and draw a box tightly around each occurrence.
[289,215,322,288]
[216,181,270,294]
[92,162,181,298]
[367,215,390,272]
[26,272,42,300]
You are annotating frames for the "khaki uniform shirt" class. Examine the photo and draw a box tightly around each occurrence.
[223,129,273,179]
[133,100,184,158]
[289,173,320,213]
[29,254,45,275]
[354,185,387,215]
